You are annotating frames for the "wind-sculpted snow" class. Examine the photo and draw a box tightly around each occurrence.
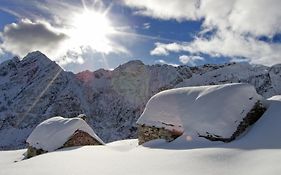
[0,51,281,149]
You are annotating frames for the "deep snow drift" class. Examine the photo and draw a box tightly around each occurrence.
[27,117,104,151]
[137,83,262,139]
[0,96,281,174]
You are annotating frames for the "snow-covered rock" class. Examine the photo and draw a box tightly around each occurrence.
[137,83,263,142]
[1,51,281,149]
[27,116,104,152]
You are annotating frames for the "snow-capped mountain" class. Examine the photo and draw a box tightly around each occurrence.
[0,51,281,149]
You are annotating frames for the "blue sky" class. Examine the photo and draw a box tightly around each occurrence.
[0,0,280,72]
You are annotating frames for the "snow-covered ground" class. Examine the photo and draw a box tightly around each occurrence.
[1,96,281,175]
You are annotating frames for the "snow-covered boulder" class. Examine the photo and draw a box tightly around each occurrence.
[26,116,104,158]
[137,83,265,144]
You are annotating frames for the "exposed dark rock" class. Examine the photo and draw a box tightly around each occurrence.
[138,124,183,145]
[63,130,103,148]
[77,114,87,122]
[26,146,47,159]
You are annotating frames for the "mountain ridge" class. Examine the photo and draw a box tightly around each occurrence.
[0,51,281,149]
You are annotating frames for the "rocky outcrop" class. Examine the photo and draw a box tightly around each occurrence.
[137,124,183,145]
[26,146,47,159]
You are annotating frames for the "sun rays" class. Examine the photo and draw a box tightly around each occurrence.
[16,68,63,127]
[68,9,115,53]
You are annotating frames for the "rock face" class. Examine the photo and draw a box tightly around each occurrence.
[1,51,281,149]
[137,125,183,145]
[26,146,47,159]
[63,130,103,148]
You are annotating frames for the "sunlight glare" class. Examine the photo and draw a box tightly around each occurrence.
[70,10,114,53]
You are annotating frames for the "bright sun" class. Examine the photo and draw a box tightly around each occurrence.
[70,10,114,53]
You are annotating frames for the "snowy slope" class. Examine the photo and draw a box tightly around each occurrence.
[1,96,281,175]
[27,117,104,151]
[1,51,281,149]
[0,51,87,149]
[177,63,274,97]
[138,83,262,139]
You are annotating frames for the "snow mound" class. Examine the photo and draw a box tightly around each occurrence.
[26,117,104,152]
[137,83,262,140]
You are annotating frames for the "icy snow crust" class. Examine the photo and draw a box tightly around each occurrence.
[26,117,104,151]
[137,83,262,139]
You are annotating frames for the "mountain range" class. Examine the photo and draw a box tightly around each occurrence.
[0,51,281,149]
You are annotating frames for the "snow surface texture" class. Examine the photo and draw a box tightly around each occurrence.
[138,83,262,139]
[0,96,281,175]
[1,51,281,149]
[27,117,104,151]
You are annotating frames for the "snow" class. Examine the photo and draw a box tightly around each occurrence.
[137,83,262,139]
[176,62,275,98]
[1,52,281,149]
[1,96,281,174]
[226,95,281,149]
[26,116,104,151]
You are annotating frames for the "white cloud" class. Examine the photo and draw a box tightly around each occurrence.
[0,19,89,65]
[155,59,179,67]
[143,23,150,29]
[198,0,281,37]
[186,31,281,66]
[0,19,67,58]
[150,43,169,56]
[179,55,204,65]
[123,0,200,21]
[150,42,189,56]
[124,0,281,66]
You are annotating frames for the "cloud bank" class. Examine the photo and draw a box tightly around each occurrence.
[1,19,67,58]
[123,0,281,66]
[179,55,204,65]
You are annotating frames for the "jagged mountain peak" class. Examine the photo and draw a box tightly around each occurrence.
[114,60,145,71]
[20,51,59,68]
[25,50,46,58]
[11,56,20,63]
[123,60,144,66]
[23,51,48,61]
